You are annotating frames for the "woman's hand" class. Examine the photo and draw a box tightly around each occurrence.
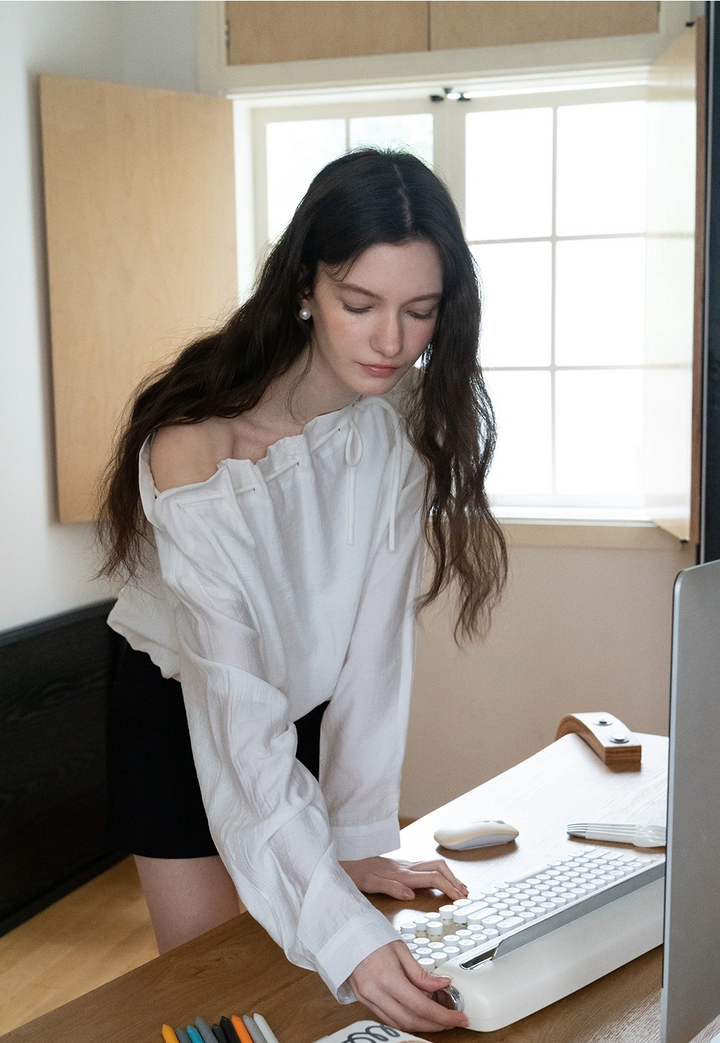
[339,856,468,901]
[347,940,468,1031]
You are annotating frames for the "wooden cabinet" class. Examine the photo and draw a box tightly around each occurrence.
[226,1,428,65]
[428,1,659,51]
[225,0,660,67]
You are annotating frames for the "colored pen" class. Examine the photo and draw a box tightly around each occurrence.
[176,1029,192,1043]
[162,1028,181,1043]
[212,1026,228,1043]
[195,1018,217,1043]
[187,1027,205,1043]
[229,1015,253,1043]
[221,1016,242,1043]
[253,1014,280,1043]
[242,1015,266,1043]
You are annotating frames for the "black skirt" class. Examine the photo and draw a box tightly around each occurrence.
[105,641,327,859]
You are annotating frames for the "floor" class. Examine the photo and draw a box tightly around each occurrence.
[0,858,157,1036]
[0,821,415,1036]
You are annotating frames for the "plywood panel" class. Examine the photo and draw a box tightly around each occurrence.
[40,76,237,522]
[429,1,660,51]
[226,1,428,65]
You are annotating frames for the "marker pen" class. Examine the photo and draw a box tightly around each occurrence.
[220,1015,242,1043]
[241,1016,267,1043]
[195,1020,217,1043]
[253,1014,281,1043]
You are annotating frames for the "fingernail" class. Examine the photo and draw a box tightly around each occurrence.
[404,889,414,899]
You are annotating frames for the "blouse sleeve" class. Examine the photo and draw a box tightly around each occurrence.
[148,488,399,1002]
[319,466,425,861]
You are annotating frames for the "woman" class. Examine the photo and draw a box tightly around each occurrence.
[99,149,506,1031]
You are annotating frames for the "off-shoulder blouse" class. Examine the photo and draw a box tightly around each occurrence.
[107,392,425,1000]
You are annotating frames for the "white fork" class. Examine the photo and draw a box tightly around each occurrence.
[567,822,666,848]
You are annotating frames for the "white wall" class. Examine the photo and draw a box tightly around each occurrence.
[0,1,198,632]
[401,534,694,819]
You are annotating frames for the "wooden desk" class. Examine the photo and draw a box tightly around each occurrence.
[2,733,718,1043]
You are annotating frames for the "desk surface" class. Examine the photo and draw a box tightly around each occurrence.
[3,733,719,1043]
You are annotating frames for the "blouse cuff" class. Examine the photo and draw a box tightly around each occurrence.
[315,907,399,1000]
[331,818,401,862]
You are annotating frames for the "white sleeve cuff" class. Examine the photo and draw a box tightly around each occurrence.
[331,818,401,861]
[314,907,400,1000]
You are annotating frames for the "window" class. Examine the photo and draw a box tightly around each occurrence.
[243,79,695,527]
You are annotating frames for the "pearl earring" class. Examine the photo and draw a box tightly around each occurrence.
[299,306,311,321]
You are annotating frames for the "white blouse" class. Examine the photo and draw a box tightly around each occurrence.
[107,392,425,1000]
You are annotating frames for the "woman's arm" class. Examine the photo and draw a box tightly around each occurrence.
[148,484,399,1000]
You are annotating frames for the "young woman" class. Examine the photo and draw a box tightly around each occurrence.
[99,149,507,1032]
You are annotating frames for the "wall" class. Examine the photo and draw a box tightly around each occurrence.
[0,1,199,632]
[402,535,695,819]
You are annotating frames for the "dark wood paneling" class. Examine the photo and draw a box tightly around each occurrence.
[0,602,122,935]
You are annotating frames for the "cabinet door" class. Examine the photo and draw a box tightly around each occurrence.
[225,1,428,65]
[40,76,237,522]
[429,1,659,51]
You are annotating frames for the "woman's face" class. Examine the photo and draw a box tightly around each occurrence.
[303,239,443,404]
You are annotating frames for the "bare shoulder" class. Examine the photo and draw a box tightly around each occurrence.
[150,419,234,492]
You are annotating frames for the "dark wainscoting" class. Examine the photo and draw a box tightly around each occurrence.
[0,601,123,935]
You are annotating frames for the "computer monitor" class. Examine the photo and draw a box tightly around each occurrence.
[661,558,720,1042]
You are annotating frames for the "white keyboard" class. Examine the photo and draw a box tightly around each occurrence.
[397,847,665,968]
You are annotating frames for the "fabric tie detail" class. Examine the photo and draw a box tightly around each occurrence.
[344,399,403,551]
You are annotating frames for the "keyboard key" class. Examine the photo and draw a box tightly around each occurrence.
[496,916,525,930]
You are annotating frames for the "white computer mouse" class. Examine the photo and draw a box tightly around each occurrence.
[433,819,520,850]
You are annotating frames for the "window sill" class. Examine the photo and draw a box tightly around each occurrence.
[499,516,692,550]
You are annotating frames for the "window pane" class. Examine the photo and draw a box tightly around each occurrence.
[556,370,643,495]
[557,101,647,236]
[484,371,552,495]
[555,238,645,366]
[349,114,433,166]
[266,119,346,241]
[466,108,553,240]
[473,242,552,367]
[644,368,692,500]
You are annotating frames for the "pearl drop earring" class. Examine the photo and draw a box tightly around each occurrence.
[299,306,311,321]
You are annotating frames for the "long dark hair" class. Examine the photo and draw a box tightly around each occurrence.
[98,148,507,640]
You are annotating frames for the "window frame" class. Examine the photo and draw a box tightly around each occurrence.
[235,75,696,547]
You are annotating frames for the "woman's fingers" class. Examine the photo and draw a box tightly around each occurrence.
[339,855,468,900]
[392,859,468,899]
[348,942,468,1031]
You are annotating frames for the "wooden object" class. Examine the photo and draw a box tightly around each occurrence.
[225,1,659,67]
[0,602,123,936]
[0,859,157,1036]
[225,2,428,65]
[0,731,674,1043]
[556,712,642,769]
[40,76,237,522]
[429,2,659,51]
